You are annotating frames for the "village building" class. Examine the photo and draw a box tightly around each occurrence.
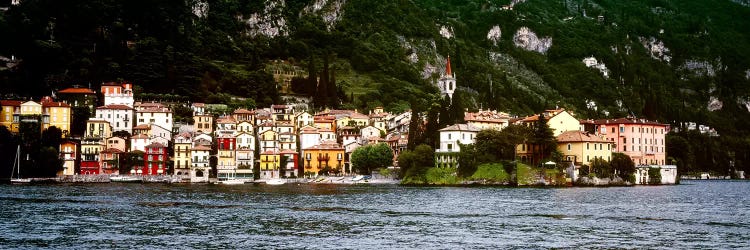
[217,134,237,180]
[142,142,168,175]
[59,140,78,176]
[516,108,580,136]
[593,118,669,166]
[303,141,345,176]
[95,104,134,134]
[464,109,510,130]
[435,124,480,168]
[101,82,134,107]
[56,86,97,113]
[173,133,192,180]
[259,150,280,179]
[136,106,173,135]
[100,148,122,175]
[193,114,213,134]
[556,130,614,166]
[190,145,211,183]
[0,100,22,132]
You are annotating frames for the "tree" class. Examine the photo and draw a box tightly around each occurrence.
[590,158,611,178]
[648,167,662,184]
[41,126,63,149]
[399,144,435,180]
[611,153,635,181]
[70,106,90,137]
[530,114,557,166]
[35,146,63,177]
[352,143,394,174]
[120,151,144,175]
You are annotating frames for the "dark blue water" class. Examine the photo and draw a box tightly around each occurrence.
[0,180,748,249]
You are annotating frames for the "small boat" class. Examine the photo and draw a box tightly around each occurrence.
[219,179,246,185]
[265,179,286,185]
[109,176,142,183]
[351,175,364,181]
[11,146,32,184]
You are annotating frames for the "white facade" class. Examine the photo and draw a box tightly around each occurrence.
[102,84,134,107]
[436,124,479,153]
[300,127,321,150]
[130,135,150,152]
[236,132,255,151]
[95,105,134,134]
[190,146,211,183]
[634,165,678,185]
[295,112,314,128]
[136,108,173,134]
[387,111,411,133]
[360,126,381,140]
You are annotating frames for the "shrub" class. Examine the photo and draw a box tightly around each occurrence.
[469,163,510,183]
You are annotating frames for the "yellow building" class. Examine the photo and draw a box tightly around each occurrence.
[85,119,112,139]
[517,109,580,136]
[260,150,280,178]
[557,130,614,166]
[0,100,21,132]
[20,101,42,115]
[173,133,192,178]
[193,114,214,133]
[302,142,345,175]
[42,101,72,136]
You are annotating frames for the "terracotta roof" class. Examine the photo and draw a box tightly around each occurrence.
[58,88,95,94]
[261,150,280,155]
[133,124,151,130]
[191,145,212,151]
[272,104,288,109]
[131,134,149,139]
[191,103,205,107]
[42,102,70,108]
[86,119,109,123]
[0,100,22,106]
[216,116,237,123]
[556,131,610,143]
[101,148,123,154]
[308,141,344,150]
[439,123,480,132]
[97,104,133,110]
[593,118,669,126]
[145,142,166,148]
[233,108,254,114]
[137,107,171,113]
[280,149,298,154]
[300,126,319,134]
[464,110,510,123]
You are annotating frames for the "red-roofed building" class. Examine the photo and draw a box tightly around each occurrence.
[96,104,134,134]
[0,100,22,132]
[57,86,97,113]
[100,148,123,175]
[593,118,670,166]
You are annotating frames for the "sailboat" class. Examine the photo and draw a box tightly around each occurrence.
[10,145,31,184]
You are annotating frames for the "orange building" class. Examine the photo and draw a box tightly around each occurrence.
[302,141,345,175]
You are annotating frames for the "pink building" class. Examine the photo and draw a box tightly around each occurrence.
[594,118,669,165]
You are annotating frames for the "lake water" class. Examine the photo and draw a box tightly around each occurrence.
[0,180,748,249]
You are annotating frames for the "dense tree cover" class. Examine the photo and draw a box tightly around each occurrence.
[457,125,531,177]
[398,144,435,180]
[351,143,393,174]
[0,125,63,178]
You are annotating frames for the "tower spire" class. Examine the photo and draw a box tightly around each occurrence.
[445,55,452,77]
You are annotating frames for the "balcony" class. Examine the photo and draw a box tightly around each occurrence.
[317,155,330,161]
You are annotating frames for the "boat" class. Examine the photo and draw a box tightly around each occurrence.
[10,145,32,184]
[219,179,246,185]
[265,178,286,185]
[351,175,364,181]
[109,176,142,183]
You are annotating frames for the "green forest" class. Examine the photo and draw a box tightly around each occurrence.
[1,0,749,175]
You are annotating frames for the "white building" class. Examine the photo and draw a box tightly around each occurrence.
[387,111,411,133]
[360,126,381,144]
[435,124,480,168]
[634,165,678,185]
[190,145,211,183]
[95,104,134,134]
[136,107,173,134]
[295,111,314,129]
[130,134,150,152]
[101,82,134,107]
[236,132,255,151]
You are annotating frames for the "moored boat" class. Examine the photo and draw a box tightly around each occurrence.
[109,176,142,183]
[219,179,246,185]
[265,179,286,185]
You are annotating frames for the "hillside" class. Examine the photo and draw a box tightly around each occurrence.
[1,0,750,137]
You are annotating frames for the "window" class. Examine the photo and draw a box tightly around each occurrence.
[448,134,451,140]
[586,143,589,150]
[447,144,453,151]
[623,138,626,143]
[567,143,571,151]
